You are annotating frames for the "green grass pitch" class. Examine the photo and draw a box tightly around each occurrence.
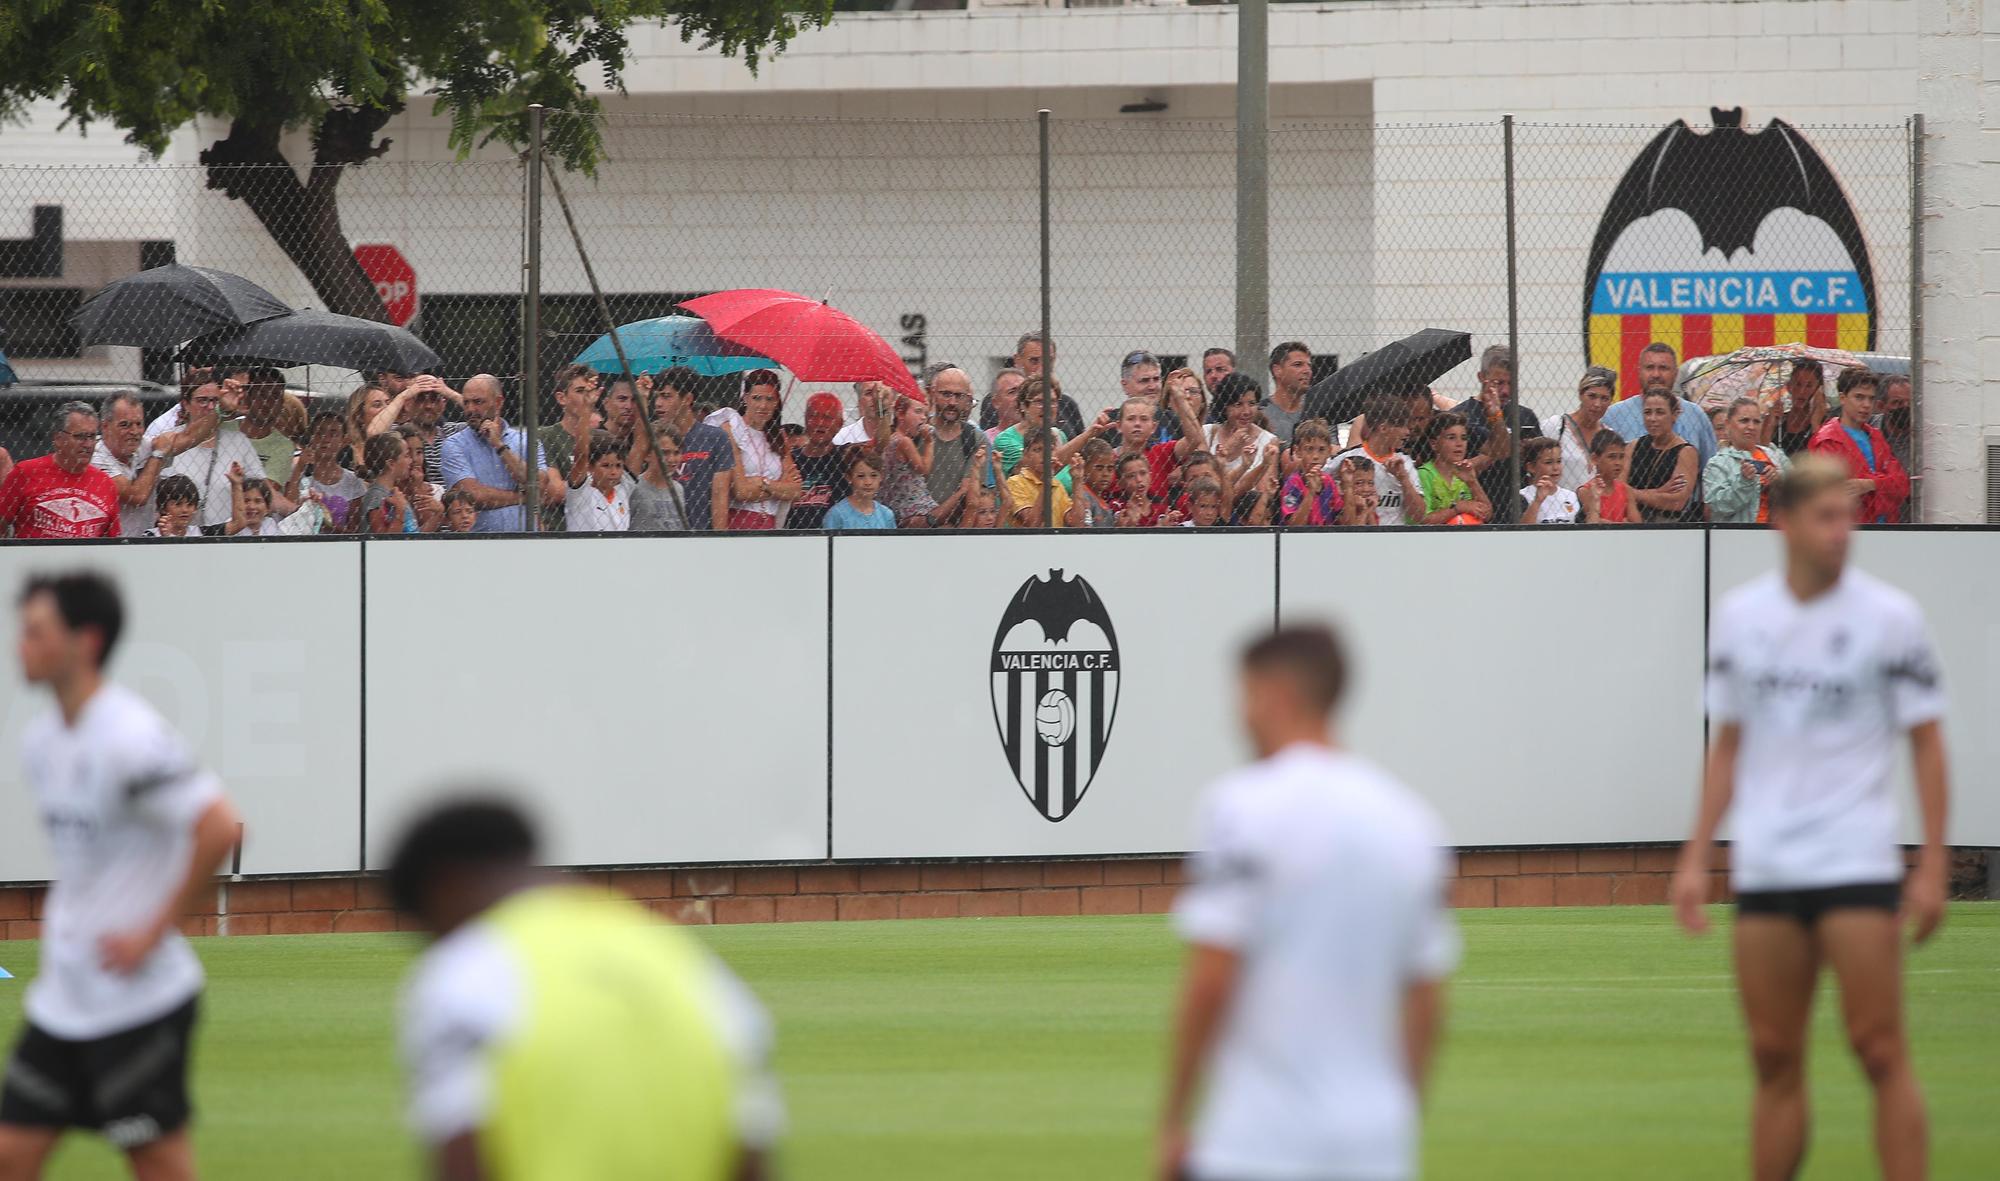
[1,905,1995,1178]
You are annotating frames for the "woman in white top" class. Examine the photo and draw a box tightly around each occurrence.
[709,370,801,530]
[1540,366,1617,490]
[1203,373,1278,504]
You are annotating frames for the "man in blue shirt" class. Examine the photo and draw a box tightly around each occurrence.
[1602,341,1718,465]
[438,374,562,532]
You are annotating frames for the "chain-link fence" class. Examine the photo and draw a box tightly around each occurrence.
[0,112,1914,536]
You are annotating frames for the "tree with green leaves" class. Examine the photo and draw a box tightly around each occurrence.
[0,1,830,321]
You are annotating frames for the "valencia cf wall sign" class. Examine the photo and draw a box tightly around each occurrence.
[990,570,1120,823]
[1584,107,1875,393]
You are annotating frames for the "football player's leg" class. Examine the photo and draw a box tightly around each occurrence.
[1821,907,1924,1181]
[1733,913,1819,1181]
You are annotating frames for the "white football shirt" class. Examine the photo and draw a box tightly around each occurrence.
[1174,743,1459,1181]
[1520,483,1582,523]
[1328,447,1419,525]
[21,684,222,1039]
[399,919,783,1148]
[1708,569,1945,892]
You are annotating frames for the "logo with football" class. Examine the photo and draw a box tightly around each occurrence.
[989,570,1121,822]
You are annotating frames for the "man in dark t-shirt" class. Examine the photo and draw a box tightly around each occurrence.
[786,393,850,530]
[646,367,734,531]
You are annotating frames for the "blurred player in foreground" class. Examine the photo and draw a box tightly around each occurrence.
[1672,456,1950,1181]
[1,572,240,1181]
[1160,625,1458,1181]
[389,799,782,1181]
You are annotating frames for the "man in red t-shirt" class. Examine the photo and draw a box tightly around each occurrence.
[0,402,122,539]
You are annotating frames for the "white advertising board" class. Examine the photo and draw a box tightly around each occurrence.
[1279,528,1710,846]
[1709,528,2000,847]
[830,532,1277,859]
[361,536,829,868]
[0,542,364,880]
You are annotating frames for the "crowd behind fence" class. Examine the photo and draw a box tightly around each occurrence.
[0,112,1919,538]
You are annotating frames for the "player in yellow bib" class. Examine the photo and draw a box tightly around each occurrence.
[389,801,782,1181]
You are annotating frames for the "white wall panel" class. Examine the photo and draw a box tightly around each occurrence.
[1709,528,2000,846]
[831,532,1275,859]
[362,537,828,868]
[1280,529,1710,846]
[0,542,363,880]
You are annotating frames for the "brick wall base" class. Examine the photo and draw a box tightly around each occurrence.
[0,845,1983,940]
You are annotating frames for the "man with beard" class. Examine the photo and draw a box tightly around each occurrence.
[922,365,988,527]
[1601,341,1716,465]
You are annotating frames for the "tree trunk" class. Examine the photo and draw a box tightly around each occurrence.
[199,114,392,322]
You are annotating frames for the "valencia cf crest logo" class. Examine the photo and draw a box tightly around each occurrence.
[990,570,1120,822]
[1585,108,1876,391]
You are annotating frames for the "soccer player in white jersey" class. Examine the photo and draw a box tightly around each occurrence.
[0,572,241,1180]
[1671,456,1950,1181]
[1161,625,1458,1181]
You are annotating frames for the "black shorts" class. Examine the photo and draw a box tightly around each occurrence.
[0,996,198,1148]
[1736,882,1901,926]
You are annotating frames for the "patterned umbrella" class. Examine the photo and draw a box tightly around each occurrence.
[1680,344,1861,414]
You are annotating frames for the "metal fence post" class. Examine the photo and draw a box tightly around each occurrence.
[1503,114,1520,518]
[521,104,544,533]
[1908,112,1925,523]
[1040,108,1054,529]
[1235,0,1270,376]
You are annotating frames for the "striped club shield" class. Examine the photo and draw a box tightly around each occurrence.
[989,570,1121,822]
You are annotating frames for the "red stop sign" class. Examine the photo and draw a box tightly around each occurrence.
[354,244,418,327]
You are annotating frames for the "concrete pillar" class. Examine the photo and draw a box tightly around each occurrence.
[1916,0,1999,522]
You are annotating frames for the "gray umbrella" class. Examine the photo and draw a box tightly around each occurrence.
[68,263,292,348]
[180,309,440,373]
[1300,328,1473,424]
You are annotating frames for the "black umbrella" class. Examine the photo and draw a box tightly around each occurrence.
[180,309,440,373]
[1300,328,1473,424]
[68,263,291,348]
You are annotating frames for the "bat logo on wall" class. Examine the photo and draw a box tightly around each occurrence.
[990,570,1121,822]
[1583,108,1876,393]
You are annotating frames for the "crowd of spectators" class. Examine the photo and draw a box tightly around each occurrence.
[0,332,1915,538]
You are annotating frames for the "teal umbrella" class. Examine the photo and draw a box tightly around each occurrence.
[574,315,774,377]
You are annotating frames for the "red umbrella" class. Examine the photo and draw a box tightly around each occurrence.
[678,289,920,399]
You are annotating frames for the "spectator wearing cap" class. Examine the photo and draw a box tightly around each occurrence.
[438,373,563,533]
[1263,341,1314,443]
[1202,347,1236,392]
[710,369,802,531]
[980,332,1085,436]
[786,392,849,530]
[1542,367,1618,491]
[93,390,213,538]
[369,374,467,483]
[642,366,734,531]
[1601,341,1718,465]
[1449,344,1541,524]
[0,401,122,538]
[922,365,988,527]
[164,378,267,532]
[1808,368,1909,525]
